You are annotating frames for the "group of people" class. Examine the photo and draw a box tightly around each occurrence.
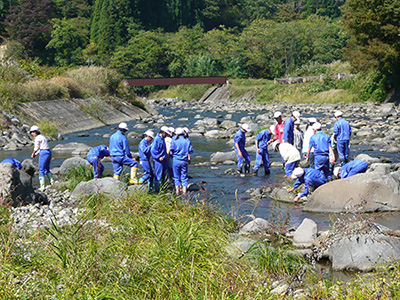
[234,110,368,202]
[87,123,193,195]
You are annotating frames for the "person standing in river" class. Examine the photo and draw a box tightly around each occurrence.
[302,118,317,168]
[109,122,139,184]
[170,127,193,195]
[293,120,303,155]
[87,145,110,179]
[282,111,301,145]
[30,125,54,191]
[333,111,352,166]
[151,126,169,193]
[138,130,155,191]
[234,124,251,174]
[253,125,274,176]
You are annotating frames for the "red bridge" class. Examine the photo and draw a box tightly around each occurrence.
[125,76,227,86]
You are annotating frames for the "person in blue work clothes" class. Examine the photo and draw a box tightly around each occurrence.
[287,167,327,203]
[30,125,54,191]
[87,145,110,179]
[306,122,335,180]
[1,158,22,169]
[333,160,368,179]
[253,125,274,176]
[109,122,139,184]
[151,126,169,193]
[138,130,155,190]
[333,111,352,166]
[170,127,194,195]
[282,111,301,144]
[234,124,251,174]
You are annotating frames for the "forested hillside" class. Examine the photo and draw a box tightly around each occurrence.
[0,0,399,101]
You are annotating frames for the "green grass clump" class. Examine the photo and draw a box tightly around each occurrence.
[62,164,94,191]
[37,119,59,139]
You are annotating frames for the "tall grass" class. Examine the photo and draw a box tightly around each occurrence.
[62,165,94,191]
[37,119,58,139]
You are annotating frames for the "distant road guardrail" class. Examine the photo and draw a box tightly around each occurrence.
[125,76,227,86]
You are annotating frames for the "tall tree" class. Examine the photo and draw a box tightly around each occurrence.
[4,0,56,61]
[341,0,400,77]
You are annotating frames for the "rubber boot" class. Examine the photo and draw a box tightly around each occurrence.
[113,175,120,180]
[147,181,153,192]
[138,178,144,185]
[129,167,139,184]
[245,164,250,174]
[39,176,45,192]
[47,173,55,185]
[154,181,160,193]
[236,167,242,174]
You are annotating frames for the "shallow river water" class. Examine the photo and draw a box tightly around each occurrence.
[2,105,400,231]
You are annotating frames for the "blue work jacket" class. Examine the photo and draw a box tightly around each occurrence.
[341,160,368,178]
[87,145,110,160]
[151,134,167,160]
[334,118,352,141]
[282,117,294,144]
[309,131,331,156]
[139,138,152,161]
[234,129,246,151]
[256,129,272,150]
[1,158,22,169]
[292,168,327,197]
[170,136,193,161]
[109,131,132,158]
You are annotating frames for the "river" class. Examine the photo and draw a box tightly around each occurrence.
[2,105,400,231]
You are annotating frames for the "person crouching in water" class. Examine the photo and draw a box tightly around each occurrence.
[253,125,274,176]
[170,127,193,195]
[287,167,327,203]
[272,140,301,177]
[30,125,54,191]
[109,122,139,184]
[138,130,155,190]
[151,126,169,193]
[234,124,251,174]
[87,145,110,179]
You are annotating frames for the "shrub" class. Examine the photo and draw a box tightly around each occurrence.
[66,66,123,97]
[78,97,106,121]
[21,79,69,102]
[49,76,86,99]
[37,119,58,139]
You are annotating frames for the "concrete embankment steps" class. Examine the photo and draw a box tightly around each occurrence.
[18,98,150,134]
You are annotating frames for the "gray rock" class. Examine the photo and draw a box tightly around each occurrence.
[270,188,297,203]
[293,218,317,248]
[379,103,397,117]
[53,142,91,154]
[354,154,381,165]
[204,130,220,138]
[210,151,237,163]
[239,218,269,234]
[304,172,400,213]
[0,164,35,206]
[219,120,237,130]
[71,178,127,200]
[369,163,391,174]
[21,159,37,176]
[60,157,90,175]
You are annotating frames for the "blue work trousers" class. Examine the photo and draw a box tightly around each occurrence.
[337,140,350,163]
[253,149,270,173]
[140,160,153,183]
[153,159,167,182]
[314,154,331,180]
[235,148,250,169]
[39,149,52,177]
[111,155,138,176]
[173,160,189,187]
[285,160,299,176]
[88,156,104,178]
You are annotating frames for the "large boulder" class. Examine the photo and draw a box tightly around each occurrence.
[0,164,35,206]
[328,222,400,271]
[353,154,380,165]
[60,157,90,175]
[293,218,317,248]
[304,172,400,213]
[210,151,237,163]
[21,159,38,176]
[70,178,127,200]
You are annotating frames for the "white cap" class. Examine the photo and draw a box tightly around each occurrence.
[269,125,275,133]
[183,127,190,133]
[241,124,251,132]
[144,130,154,139]
[333,167,341,178]
[160,126,169,133]
[294,120,300,125]
[272,141,280,151]
[29,125,40,132]
[334,111,343,117]
[274,111,282,118]
[308,117,317,124]
[312,122,322,130]
[168,127,175,134]
[175,127,184,135]
[292,111,301,119]
[118,122,129,130]
[291,167,305,180]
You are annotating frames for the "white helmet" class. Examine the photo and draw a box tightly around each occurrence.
[118,122,129,131]
[241,124,251,132]
[292,111,301,119]
[160,126,169,133]
[312,122,322,130]
[291,167,305,180]
[308,117,317,124]
[269,125,275,133]
[333,167,341,178]
[334,111,343,117]
[144,130,154,139]
[29,125,40,133]
[183,127,190,134]
[273,111,282,118]
[175,127,184,135]
[168,127,175,134]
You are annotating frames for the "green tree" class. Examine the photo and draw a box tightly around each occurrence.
[47,17,90,66]
[341,0,400,77]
